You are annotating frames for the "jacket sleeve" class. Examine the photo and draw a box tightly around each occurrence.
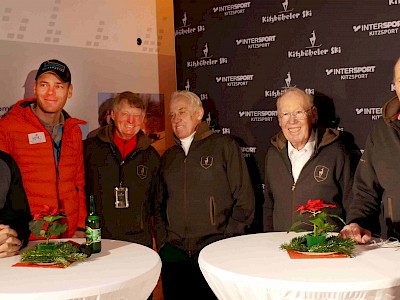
[346,132,381,235]
[153,160,167,251]
[75,136,87,229]
[0,160,10,209]
[224,138,255,237]
[336,139,357,225]
[83,139,94,200]
[0,122,12,154]
[0,156,32,249]
[148,150,162,250]
[263,150,274,232]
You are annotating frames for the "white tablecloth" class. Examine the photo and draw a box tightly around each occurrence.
[0,239,161,300]
[199,232,400,300]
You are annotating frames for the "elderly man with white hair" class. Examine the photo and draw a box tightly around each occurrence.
[155,90,255,300]
[264,87,355,233]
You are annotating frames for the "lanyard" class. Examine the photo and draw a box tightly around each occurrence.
[52,126,63,166]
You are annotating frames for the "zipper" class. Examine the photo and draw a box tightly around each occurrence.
[110,143,139,186]
[55,167,61,205]
[289,147,317,212]
[53,135,61,209]
[291,181,296,225]
[183,156,190,253]
[109,144,144,234]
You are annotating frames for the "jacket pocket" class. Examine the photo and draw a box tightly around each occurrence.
[209,196,216,226]
[166,205,171,228]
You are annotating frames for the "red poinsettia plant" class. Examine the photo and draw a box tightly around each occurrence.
[290,199,345,237]
[29,205,67,244]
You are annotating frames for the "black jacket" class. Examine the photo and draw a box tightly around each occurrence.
[347,96,400,236]
[155,122,255,254]
[264,127,355,232]
[0,150,31,248]
[84,125,160,247]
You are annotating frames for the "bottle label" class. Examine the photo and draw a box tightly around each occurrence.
[86,227,101,245]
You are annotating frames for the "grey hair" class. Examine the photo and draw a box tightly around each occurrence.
[276,87,314,109]
[171,90,203,111]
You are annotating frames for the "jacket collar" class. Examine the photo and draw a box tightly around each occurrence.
[97,124,151,150]
[271,125,339,151]
[9,99,86,127]
[173,121,213,145]
[382,96,400,124]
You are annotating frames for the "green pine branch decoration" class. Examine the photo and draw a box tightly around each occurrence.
[21,242,87,267]
[280,235,356,257]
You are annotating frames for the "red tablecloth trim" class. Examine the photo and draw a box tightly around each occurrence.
[12,261,72,268]
[287,250,349,259]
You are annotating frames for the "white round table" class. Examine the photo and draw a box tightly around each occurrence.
[0,239,161,300]
[199,232,400,300]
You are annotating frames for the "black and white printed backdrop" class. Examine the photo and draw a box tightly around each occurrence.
[173,0,400,231]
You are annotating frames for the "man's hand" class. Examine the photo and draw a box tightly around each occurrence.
[0,224,22,258]
[338,223,371,244]
[72,230,86,238]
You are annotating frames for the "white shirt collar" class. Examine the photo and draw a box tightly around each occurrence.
[180,131,196,156]
[288,130,316,156]
[288,130,316,183]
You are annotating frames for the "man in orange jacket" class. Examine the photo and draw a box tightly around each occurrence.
[0,59,87,239]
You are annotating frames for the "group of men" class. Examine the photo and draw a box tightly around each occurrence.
[1,57,400,298]
[0,59,254,299]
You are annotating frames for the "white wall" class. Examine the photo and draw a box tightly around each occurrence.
[0,0,171,139]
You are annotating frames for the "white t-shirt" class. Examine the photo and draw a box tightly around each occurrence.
[288,130,316,183]
[180,131,196,156]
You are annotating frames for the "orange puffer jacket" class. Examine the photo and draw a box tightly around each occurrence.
[0,99,87,238]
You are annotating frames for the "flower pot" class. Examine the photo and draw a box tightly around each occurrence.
[37,243,57,251]
[306,234,326,248]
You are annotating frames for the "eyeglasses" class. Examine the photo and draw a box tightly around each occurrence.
[278,107,313,121]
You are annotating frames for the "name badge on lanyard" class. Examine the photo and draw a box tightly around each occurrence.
[114,186,129,208]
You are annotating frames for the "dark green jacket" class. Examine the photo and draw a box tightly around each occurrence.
[155,122,255,254]
[84,125,160,247]
[264,127,354,232]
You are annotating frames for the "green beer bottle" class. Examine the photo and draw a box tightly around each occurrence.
[86,195,101,253]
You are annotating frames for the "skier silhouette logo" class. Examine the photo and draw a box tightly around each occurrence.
[203,43,209,58]
[182,12,187,27]
[185,79,190,91]
[307,30,322,48]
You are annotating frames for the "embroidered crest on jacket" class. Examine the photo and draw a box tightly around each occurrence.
[137,165,148,179]
[314,165,329,182]
[200,156,213,169]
